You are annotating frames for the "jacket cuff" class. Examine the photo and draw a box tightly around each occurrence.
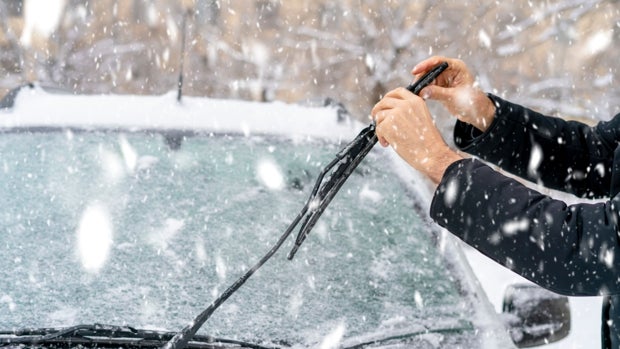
[430,158,481,231]
[453,94,515,153]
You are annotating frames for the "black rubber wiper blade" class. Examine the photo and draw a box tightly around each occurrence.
[0,324,277,349]
[406,61,448,95]
[287,61,448,260]
[287,124,377,259]
[341,323,475,349]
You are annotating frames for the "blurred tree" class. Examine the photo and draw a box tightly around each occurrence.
[0,0,618,122]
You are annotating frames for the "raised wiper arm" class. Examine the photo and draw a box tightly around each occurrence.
[287,61,448,260]
[0,324,277,349]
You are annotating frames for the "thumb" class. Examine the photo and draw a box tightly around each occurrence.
[419,85,453,102]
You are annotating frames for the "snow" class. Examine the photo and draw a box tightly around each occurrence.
[119,135,139,174]
[4,86,358,142]
[414,290,424,308]
[319,322,346,349]
[602,248,614,269]
[256,158,285,190]
[501,218,530,236]
[101,147,126,183]
[287,288,304,318]
[442,178,458,207]
[358,184,382,203]
[585,30,613,56]
[215,254,227,281]
[20,0,66,46]
[0,295,16,312]
[478,29,492,49]
[76,202,114,273]
[528,143,543,177]
[147,218,185,252]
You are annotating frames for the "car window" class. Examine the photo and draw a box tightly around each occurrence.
[0,130,478,347]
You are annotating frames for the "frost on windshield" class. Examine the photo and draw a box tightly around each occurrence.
[0,131,476,347]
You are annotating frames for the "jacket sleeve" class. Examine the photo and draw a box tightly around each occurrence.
[454,94,620,199]
[430,158,620,296]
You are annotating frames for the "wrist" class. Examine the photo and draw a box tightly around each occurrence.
[424,148,463,185]
[471,94,496,132]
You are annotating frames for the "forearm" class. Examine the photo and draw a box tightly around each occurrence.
[430,158,620,296]
[454,94,615,198]
[396,145,463,185]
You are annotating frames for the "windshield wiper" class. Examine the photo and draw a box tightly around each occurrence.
[163,62,449,349]
[340,323,475,349]
[0,324,277,349]
[288,61,448,259]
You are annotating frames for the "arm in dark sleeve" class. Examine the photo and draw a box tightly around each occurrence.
[430,158,620,296]
[454,94,620,198]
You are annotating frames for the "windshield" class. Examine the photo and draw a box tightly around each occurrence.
[0,130,477,347]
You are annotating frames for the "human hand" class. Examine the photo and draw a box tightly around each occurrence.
[412,56,495,132]
[371,87,462,184]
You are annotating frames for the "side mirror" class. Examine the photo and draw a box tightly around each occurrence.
[502,283,571,347]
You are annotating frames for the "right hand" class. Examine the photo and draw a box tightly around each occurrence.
[412,56,496,132]
[371,87,462,184]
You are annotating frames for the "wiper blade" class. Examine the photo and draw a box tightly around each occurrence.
[287,123,377,259]
[341,324,475,349]
[0,324,278,349]
[287,61,448,259]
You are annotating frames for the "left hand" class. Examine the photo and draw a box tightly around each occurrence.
[412,56,495,132]
[371,87,462,184]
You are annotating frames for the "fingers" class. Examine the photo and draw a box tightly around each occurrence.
[411,57,473,92]
[371,93,403,147]
[371,88,418,148]
[371,88,427,148]
[370,88,411,118]
[374,118,390,148]
[418,85,451,102]
[411,56,450,75]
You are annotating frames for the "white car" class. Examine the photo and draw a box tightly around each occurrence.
[464,246,601,349]
[0,85,564,348]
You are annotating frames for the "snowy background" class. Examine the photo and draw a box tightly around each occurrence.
[1,1,618,348]
[1,0,619,121]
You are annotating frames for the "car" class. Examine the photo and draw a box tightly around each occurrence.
[464,246,600,349]
[0,85,563,348]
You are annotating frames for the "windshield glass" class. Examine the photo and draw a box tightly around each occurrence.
[0,130,476,347]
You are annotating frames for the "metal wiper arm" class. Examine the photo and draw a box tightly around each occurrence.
[0,324,277,349]
[162,61,448,349]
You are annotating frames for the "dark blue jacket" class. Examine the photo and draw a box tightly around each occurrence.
[429,94,620,348]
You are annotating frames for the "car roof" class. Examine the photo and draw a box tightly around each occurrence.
[0,85,360,141]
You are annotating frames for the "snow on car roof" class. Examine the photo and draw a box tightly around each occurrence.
[0,85,360,141]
